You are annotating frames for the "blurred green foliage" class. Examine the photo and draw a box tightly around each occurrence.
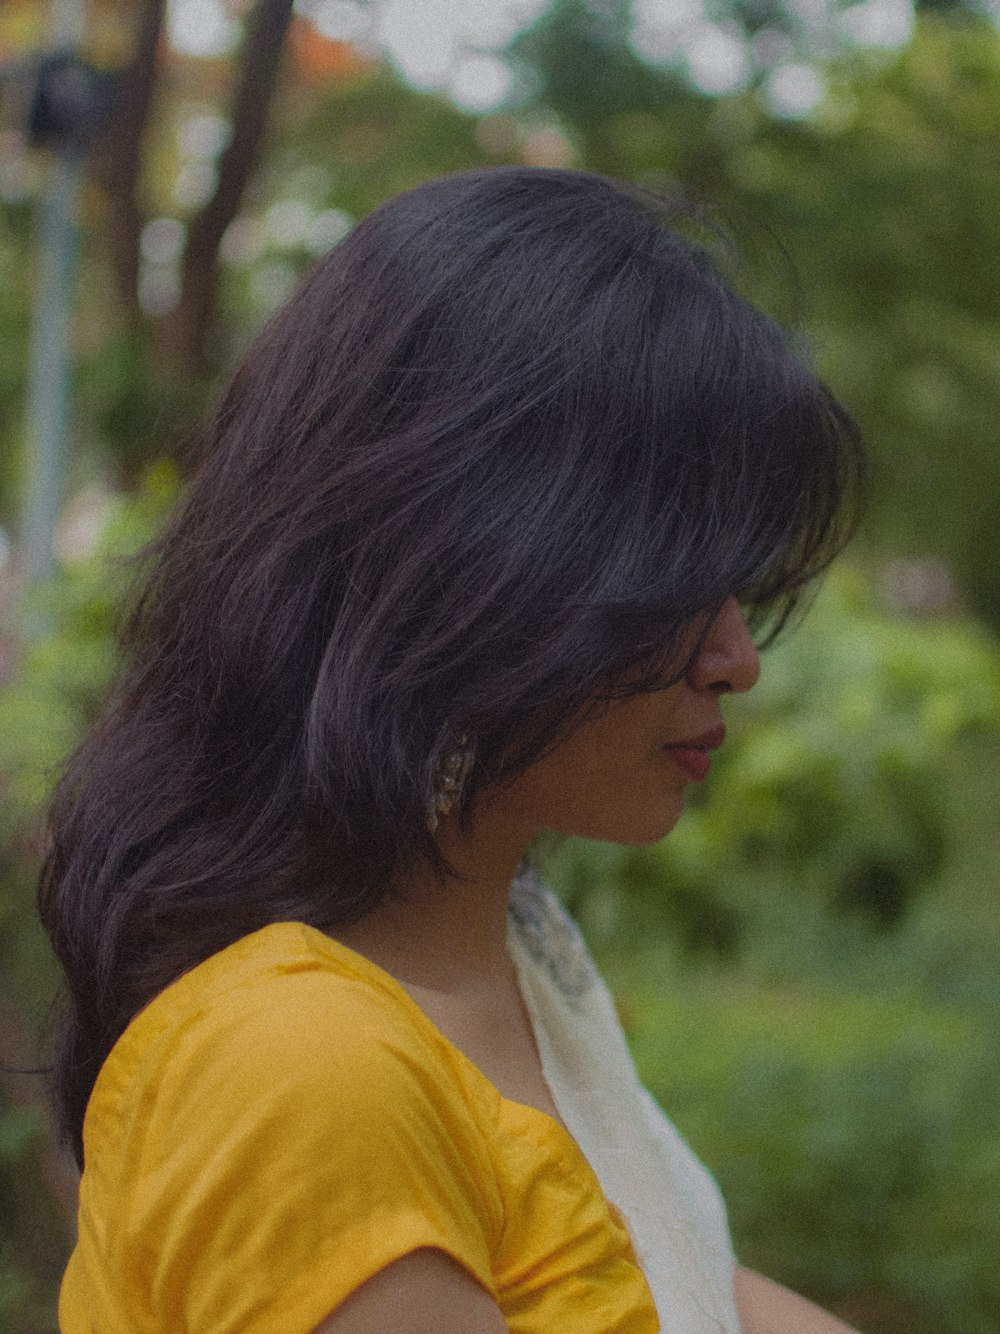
[0,461,179,816]
[0,466,179,1331]
[625,976,1000,1333]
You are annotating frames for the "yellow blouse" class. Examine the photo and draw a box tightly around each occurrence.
[60,921,660,1333]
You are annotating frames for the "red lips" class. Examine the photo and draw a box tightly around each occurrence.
[666,723,727,752]
[662,723,726,782]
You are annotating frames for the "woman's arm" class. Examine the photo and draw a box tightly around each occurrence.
[312,1254,861,1334]
[735,1266,862,1334]
[311,1248,509,1334]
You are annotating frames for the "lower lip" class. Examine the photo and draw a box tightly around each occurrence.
[663,746,711,781]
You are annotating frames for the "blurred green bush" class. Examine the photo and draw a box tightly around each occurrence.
[0,462,179,1331]
[620,975,1000,1334]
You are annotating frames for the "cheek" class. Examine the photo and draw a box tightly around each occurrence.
[504,723,689,844]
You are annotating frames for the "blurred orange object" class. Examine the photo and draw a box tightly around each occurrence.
[288,16,372,83]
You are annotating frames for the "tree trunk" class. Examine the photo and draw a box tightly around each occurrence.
[89,0,167,325]
[166,0,296,374]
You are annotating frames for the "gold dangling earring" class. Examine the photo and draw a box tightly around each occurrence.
[427,730,475,833]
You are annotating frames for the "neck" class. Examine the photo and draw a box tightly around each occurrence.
[333,789,536,994]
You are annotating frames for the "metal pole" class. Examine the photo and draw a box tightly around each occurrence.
[22,150,83,584]
[20,0,87,601]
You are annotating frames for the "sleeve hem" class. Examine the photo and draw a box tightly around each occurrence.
[230,1213,497,1334]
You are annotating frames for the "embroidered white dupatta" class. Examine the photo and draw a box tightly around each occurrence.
[507,868,743,1334]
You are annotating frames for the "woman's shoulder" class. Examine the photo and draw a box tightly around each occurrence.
[67,921,505,1333]
[105,920,423,1053]
[84,921,486,1163]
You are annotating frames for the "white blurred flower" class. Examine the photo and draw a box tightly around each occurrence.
[168,0,239,57]
[140,218,185,266]
[265,199,314,249]
[685,24,751,95]
[307,209,354,254]
[764,63,826,119]
[841,0,914,50]
[449,54,514,113]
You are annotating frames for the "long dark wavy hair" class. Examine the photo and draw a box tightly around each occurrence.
[39,166,862,1164]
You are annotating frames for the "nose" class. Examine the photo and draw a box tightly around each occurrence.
[687,596,761,696]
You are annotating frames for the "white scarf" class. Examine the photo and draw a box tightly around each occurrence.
[507,867,743,1334]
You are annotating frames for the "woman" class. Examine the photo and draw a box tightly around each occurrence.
[42,166,864,1332]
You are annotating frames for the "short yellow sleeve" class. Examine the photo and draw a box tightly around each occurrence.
[63,959,503,1334]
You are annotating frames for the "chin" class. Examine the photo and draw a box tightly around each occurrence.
[619,824,682,847]
[588,805,686,847]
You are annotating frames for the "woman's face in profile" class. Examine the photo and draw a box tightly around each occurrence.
[490,597,761,847]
